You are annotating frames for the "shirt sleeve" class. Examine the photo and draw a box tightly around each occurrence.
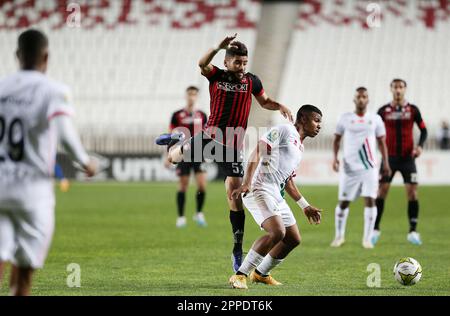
[335,115,346,135]
[251,74,265,97]
[52,115,89,166]
[202,111,208,128]
[46,84,75,120]
[170,112,178,131]
[202,65,222,82]
[375,114,386,137]
[414,106,426,129]
[377,107,385,121]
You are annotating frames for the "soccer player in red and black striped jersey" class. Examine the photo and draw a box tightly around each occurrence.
[373,79,428,246]
[156,34,293,272]
[167,86,208,228]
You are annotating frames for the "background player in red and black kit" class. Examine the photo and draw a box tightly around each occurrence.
[373,79,428,246]
[157,34,293,272]
[167,86,208,228]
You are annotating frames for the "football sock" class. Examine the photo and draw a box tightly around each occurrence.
[196,190,205,213]
[230,210,245,254]
[256,255,284,276]
[176,191,186,217]
[374,198,385,230]
[237,249,263,276]
[335,205,349,239]
[363,206,378,242]
[408,200,419,232]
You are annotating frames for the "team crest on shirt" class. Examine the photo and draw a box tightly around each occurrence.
[266,129,279,142]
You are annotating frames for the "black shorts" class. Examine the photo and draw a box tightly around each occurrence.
[176,162,205,176]
[379,157,418,184]
[181,132,244,178]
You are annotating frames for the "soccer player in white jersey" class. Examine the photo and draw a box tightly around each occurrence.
[330,87,391,249]
[228,105,323,289]
[0,29,96,296]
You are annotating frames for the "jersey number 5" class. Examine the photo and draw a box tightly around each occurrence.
[0,116,25,162]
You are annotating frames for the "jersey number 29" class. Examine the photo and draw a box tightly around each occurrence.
[0,116,25,162]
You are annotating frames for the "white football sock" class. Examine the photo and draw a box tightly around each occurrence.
[335,205,349,239]
[363,206,378,242]
[256,254,284,276]
[237,249,264,276]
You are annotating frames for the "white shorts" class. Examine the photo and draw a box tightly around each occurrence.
[0,180,55,269]
[243,191,296,229]
[338,169,378,201]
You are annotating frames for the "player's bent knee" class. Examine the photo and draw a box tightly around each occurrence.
[269,229,286,244]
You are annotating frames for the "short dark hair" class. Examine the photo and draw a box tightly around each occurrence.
[17,29,48,70]
[186,86,199,92]
[356,86,368,93]
[225,41,248,57]
[391,78,407,87]
[296,104,322,122]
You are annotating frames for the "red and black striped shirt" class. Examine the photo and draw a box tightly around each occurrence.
[170,108,207,138]
[202,65,264,147]
[377,102,427,158]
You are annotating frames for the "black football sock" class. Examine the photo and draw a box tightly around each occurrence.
[236,271,247,277]
[177,191,186,217]
[230,210,245,254]
[374,198,385,230]
[408,200,419,232]
[196,190,205,213]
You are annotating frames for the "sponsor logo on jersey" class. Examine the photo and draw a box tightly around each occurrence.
[217,82,248,93]
[386,112,412,120]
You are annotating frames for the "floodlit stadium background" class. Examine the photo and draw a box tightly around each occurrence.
[1,0,449,184]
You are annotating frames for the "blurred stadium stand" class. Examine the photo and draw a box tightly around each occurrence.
[1,0,449,154]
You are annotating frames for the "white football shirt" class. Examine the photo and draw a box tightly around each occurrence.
[251,124,304,202]
[335,112,386,174]
[0,70,75,183]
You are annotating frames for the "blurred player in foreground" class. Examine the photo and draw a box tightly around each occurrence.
[374,79,428,245]
[0,29,96,296]
[167,86,208,228]
[330,87,391,249]
[228,105,323,289]
[156,34,293,272]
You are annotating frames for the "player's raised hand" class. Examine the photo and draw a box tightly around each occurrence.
[332,158,340,172]
[304,206,322,225]
[279,105,294,123]
[84,158,98,178]
[382,162,392,177]
[218,33,238,50]
[230,183,250,200]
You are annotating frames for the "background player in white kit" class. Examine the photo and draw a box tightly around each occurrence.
[331,87,391,249]
[228,105,323,289]
[0,29,96,296]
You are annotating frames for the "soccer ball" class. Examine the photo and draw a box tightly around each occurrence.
[393,257,422,286]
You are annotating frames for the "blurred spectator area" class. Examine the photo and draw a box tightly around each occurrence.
[0,0,449,153]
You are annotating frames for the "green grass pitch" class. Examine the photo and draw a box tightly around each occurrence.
[1,182,449,296]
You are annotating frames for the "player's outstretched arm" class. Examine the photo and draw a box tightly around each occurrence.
[52,115,96,177]
[230,140,263,200]
[199,33,237,76]
[285,178,322,225]
[332,134,342,172]
[377,136,391,177]
[255,92,293,123]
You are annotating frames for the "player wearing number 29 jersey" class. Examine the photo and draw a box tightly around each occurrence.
[0,72,81,184]
[0,29,95,296]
